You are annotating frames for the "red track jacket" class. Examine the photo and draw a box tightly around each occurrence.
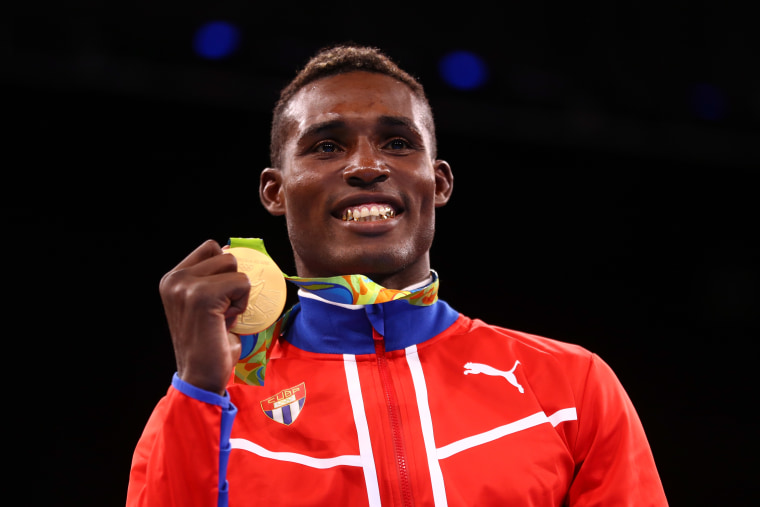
[128,289,667,506]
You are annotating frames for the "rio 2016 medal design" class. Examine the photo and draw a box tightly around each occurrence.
[226,246,287,335]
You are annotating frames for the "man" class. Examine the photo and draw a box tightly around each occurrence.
[127,44,667,506]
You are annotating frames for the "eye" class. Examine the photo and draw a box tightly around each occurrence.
[315,141,341,153]
[386,138,410,150]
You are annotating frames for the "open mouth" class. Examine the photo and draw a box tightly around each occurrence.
[341,204,397,222]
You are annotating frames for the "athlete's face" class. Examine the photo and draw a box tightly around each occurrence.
[260,71,453,289]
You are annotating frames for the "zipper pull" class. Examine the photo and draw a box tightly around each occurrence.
[373,328,385,355]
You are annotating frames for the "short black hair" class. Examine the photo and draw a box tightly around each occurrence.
[269,43,436,168]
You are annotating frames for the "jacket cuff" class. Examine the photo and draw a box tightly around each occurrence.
[171,372,231,408]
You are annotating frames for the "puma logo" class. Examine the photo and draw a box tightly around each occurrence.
[463,361,525,393]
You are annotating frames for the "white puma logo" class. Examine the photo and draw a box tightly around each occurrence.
[463,360,525,394]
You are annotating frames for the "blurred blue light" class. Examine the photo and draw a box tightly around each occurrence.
[439,50,488,91]
[193,21,240,60]
[690,83,726,121]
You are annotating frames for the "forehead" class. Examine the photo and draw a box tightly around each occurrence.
[283,71,430,139]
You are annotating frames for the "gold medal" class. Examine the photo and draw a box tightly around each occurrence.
[226,246,287,334]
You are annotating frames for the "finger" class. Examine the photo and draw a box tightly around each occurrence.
[160,265,250,325]
[187,270,251,312]
[172,239,224,271]
[165,245,239,286]
[209,272,251,330]
[217,272,253,322]
[182,249,239,278]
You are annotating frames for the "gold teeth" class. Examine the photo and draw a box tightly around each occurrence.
[342,205,396,222]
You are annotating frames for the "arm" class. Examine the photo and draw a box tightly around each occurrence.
[159,239,250,395]
[567,354,668,506]
[127,240,250,506]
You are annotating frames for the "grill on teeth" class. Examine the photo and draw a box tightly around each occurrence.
[342,205,396,222]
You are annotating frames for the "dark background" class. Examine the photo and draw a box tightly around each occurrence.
[5,5,757,506]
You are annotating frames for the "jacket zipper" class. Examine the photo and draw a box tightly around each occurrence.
[373,329,414,506]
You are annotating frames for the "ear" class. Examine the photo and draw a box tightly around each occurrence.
[259,168,286,216]
[433,159,454,207]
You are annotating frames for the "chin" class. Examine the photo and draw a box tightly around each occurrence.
[342,246,430,284]
[292,229,432,281]
[303,248,403,278]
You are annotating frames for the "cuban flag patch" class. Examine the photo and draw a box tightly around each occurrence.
[260,382,306,426]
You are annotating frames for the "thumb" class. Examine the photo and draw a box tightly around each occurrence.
[223,276,251,329]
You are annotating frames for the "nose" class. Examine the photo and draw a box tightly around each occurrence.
[343,165,389,186]
[343,141,390,186]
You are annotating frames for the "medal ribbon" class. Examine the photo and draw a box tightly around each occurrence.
[228,237,440,386]
[228,237,439,306]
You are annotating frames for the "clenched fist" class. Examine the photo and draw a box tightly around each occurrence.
[159,240,250,395]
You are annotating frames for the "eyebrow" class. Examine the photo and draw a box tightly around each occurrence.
[299,119,347,140]
[298,115,423,141]
[377,115,422,136]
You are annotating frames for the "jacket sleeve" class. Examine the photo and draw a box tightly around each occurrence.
[127,373,238,507]
[567,354,668,506]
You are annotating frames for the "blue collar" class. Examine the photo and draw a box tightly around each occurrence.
[283,292,460,355]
